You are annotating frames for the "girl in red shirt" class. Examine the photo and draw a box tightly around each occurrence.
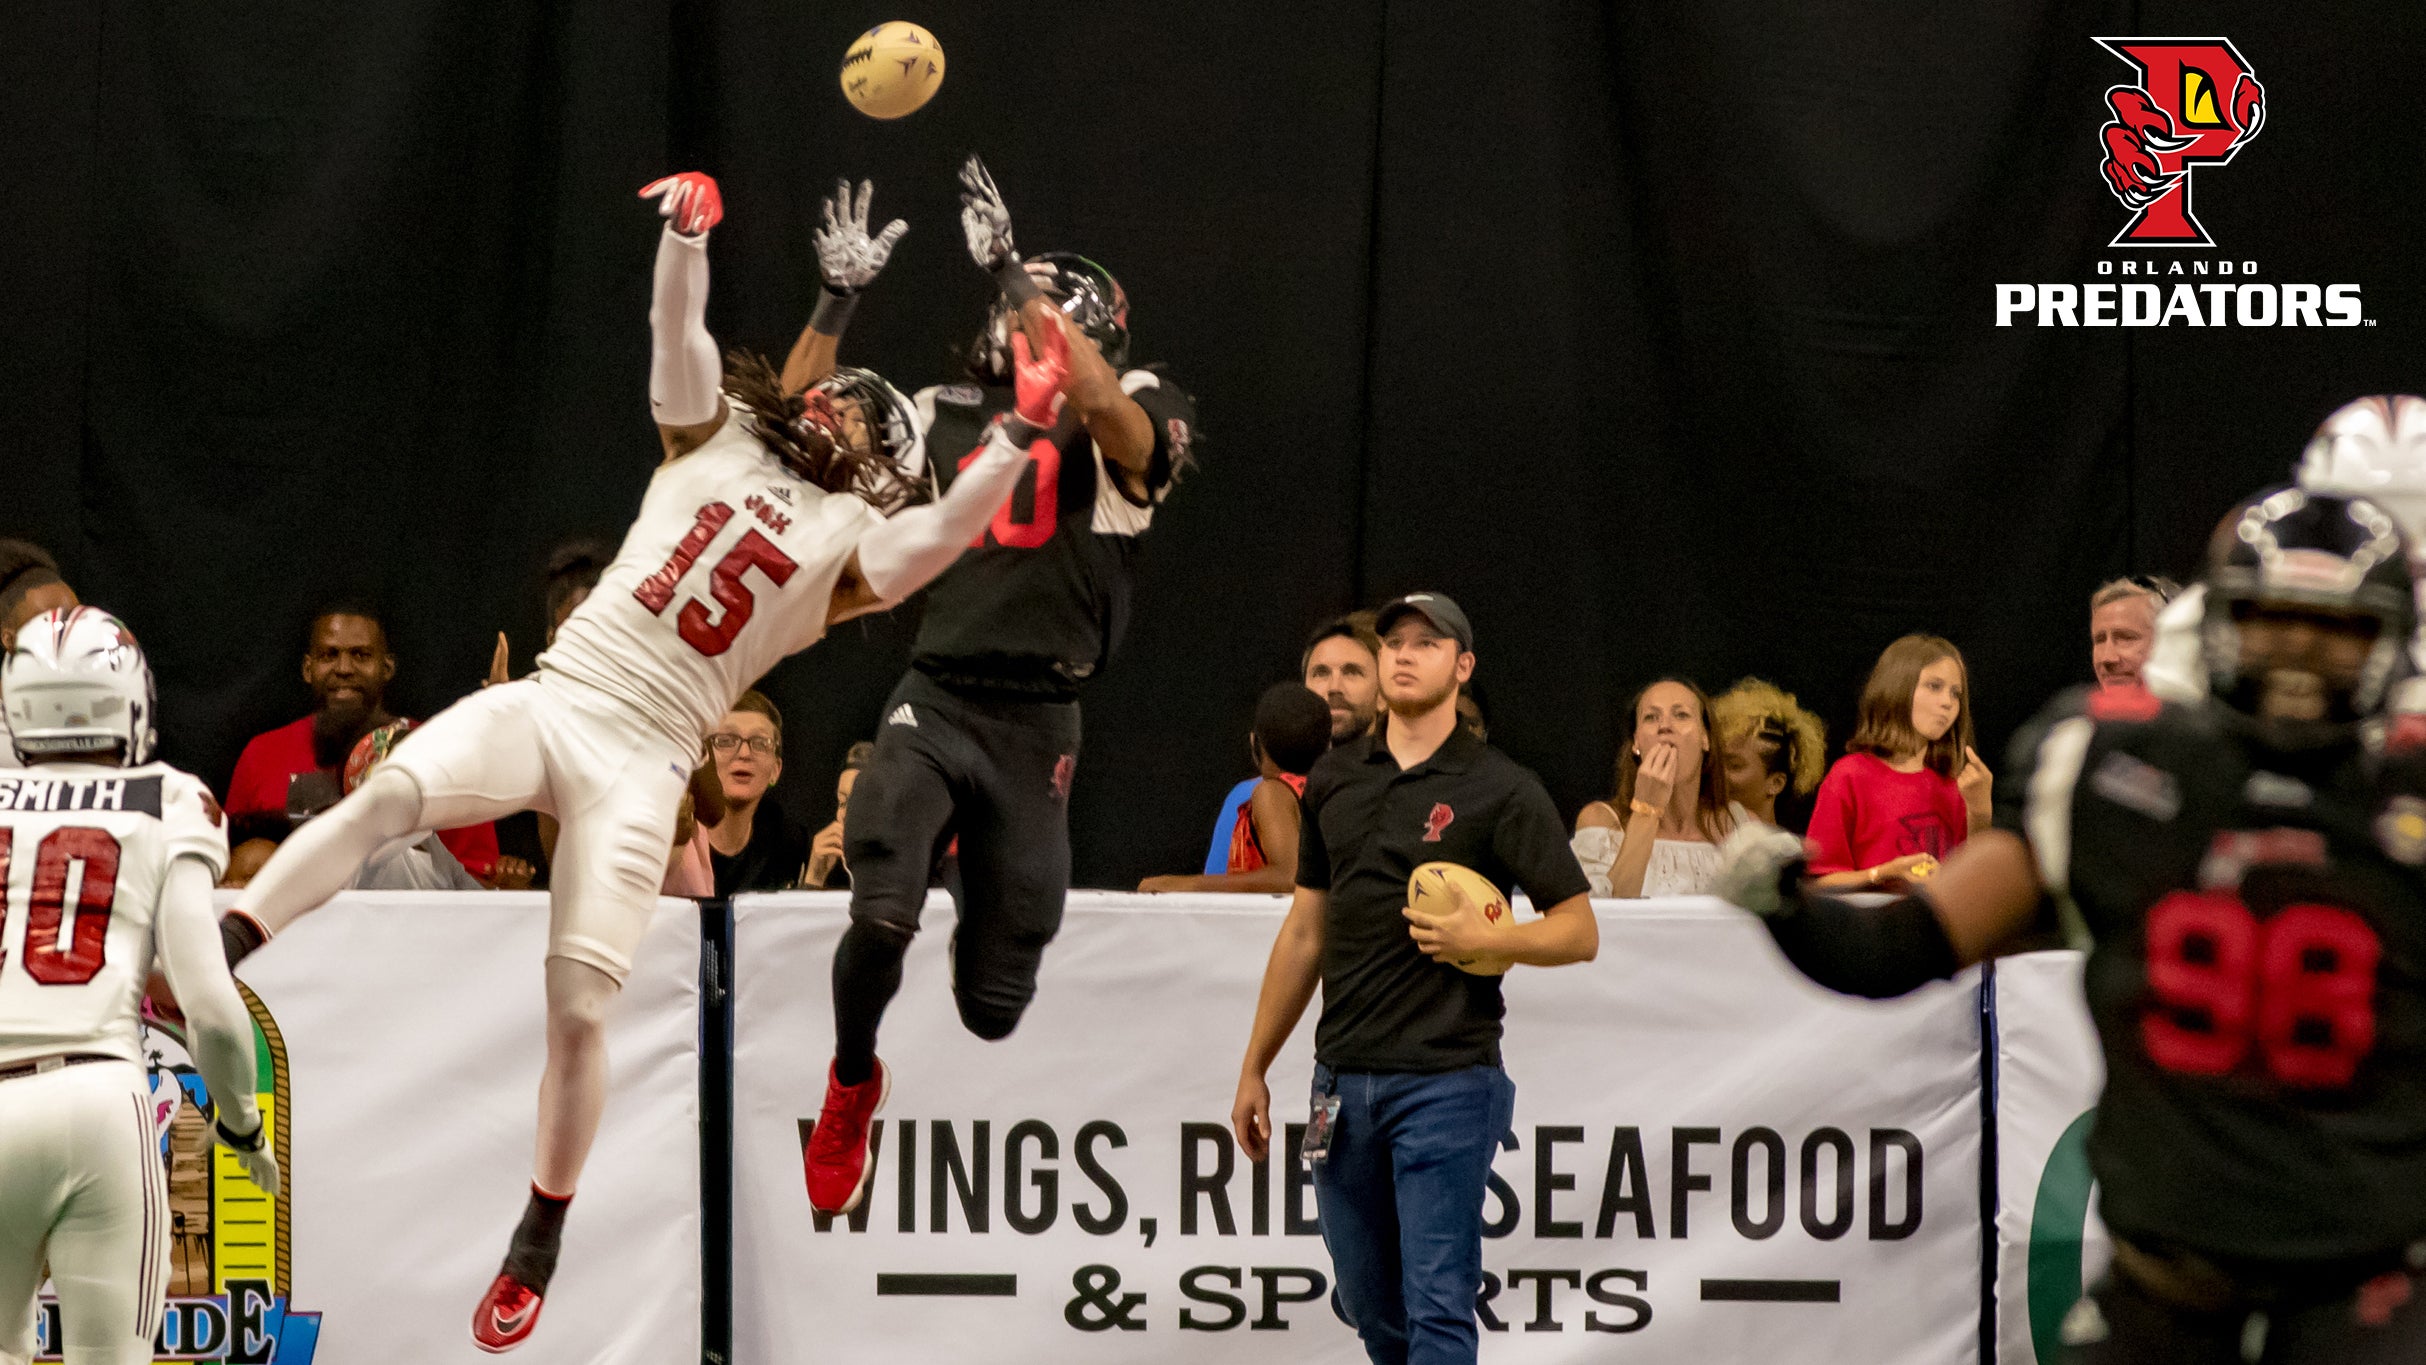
[1805,634,1993,888]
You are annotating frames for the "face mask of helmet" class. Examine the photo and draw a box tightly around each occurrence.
[810,366,928,483]
[2200,487,2417,746]
[970,253,1129,384]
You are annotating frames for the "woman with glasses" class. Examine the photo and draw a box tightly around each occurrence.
[703,691,811,896]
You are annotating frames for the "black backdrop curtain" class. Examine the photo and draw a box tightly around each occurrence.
[5,0,2422,886]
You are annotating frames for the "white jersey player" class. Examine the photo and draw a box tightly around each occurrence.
[220,169,1069,1352]
[0,608,277,1365]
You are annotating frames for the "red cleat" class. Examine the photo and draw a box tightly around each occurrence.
[804,1058,890,1215]
[471,1272,544,1353]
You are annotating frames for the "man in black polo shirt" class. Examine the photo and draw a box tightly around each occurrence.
[1231,592,1596,1365]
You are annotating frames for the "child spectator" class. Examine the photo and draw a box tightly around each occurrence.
[1805,634,1992,889]
[1710,678,1827,829]
[1141,683,1331,894]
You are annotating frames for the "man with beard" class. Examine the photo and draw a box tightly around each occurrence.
[1303,614,1382,748]
[0,539,80,771]
[223,604,504,879]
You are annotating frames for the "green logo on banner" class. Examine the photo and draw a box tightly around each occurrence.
[2025,1108,2098,1364]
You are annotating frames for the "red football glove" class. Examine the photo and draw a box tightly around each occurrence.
[1010,317,1069,428]
[640,172,723,236]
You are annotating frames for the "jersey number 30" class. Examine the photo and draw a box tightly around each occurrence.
[2142,890,2380,1088]
[0,827,123,987]
[634,503,802,657]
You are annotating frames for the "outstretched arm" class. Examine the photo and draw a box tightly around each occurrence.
[781,179,907,395]
[640,173,728,460]
[156,856,281,1194]
[827,323,1070,623]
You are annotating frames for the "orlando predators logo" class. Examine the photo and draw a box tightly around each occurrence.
[2094,38,2265,247]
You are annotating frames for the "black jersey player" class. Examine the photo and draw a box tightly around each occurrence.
[1715,487,2426,1363]
[794,157,1197,1214]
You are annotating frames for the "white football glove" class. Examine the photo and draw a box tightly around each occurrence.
[1710,824,1810,918]
[814,178,907,295]
[957,153,1017,272]
[214,1111,283,1198]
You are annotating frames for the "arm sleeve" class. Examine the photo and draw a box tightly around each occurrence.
[1494,776,1594,906]
[1117,369,1196,502]
[1802,761,1858,874]
[154,856,261,1132]
[649,225,722,427]
[1569,826,1619,898]
[854,415,1037,603]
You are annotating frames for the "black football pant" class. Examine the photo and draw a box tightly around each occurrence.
[2065,1243,2426,1365]
[833,671,1079,1082]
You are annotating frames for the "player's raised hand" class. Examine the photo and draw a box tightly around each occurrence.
[214,1112,283,1198]
[1009,320,1068,428]
[815,178,907,295]
[640,172,724,236]
[957,153,1016,270]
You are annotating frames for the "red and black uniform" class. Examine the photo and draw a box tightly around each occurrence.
[2001,685,2426,1361]
[838,369,1195,1047]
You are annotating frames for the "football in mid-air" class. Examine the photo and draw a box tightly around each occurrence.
[841,22,945,120]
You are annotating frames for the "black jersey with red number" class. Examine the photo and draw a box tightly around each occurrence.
[1998,685,2426,1264]
[908,368,1195,698]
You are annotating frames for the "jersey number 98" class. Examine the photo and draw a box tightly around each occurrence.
[2142,890,2380,1089]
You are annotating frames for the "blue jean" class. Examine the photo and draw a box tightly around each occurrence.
[1309,1062,1516,1365]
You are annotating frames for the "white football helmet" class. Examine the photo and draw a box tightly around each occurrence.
[2147,395,2426,703]
[3,606,156,765]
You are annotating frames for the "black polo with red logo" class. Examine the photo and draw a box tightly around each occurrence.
[1296,726,1591,1073]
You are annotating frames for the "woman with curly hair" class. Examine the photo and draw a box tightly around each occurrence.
[1710,678,1827,829]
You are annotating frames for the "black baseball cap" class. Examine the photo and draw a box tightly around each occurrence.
[1374,592,1474,652]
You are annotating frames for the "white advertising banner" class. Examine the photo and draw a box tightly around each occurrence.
[732,893,1985,1363]
[37,893,706,1365]
[1988,952,2109,1365]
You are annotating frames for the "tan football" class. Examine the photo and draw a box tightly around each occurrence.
[1407,861,1518,977]
[841,22,946,120]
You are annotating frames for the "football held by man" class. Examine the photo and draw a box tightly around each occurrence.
[798,155,1199,1216]
[1715,488,2426,1363]
[216,171,1061,1352]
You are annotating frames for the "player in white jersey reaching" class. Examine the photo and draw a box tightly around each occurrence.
[0,608,278,1365]
[218,170,1069,1352]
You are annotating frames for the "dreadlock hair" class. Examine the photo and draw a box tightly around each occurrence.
[719,351,919,514]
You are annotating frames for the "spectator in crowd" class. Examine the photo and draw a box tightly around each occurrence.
[2090,575,2175,690]
[1455,684,1488,742]
[341,721,484,891]
[0,538,77,770]
[1141,683,1332,894]
[806,741,877,889]
[1571,678,1745,897]
[1302,614,1381,747]
[706,690,810,896]
[1710,678,1827,829]
[224,603,510,881]
[220,839,278,889]
[1805,634,1992,889]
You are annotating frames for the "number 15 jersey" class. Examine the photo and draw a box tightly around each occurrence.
[0,762,229,1068]
[2001,686,2426,1264]
[540,410,885,745]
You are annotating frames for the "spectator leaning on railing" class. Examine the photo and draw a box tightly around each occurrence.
[1571,678,1744,897]
[1710,678,1827,830]
[1141,682,1331,894]
[705,690,810,896]
[805,741,878,889]
[1804,634,1991,890]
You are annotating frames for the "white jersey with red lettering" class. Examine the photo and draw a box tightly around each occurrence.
[538,407,885,744]
[0,761,229,1068]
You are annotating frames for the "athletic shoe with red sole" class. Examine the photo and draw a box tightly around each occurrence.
[471,1272,543,1353]
[804,1057,890,1214]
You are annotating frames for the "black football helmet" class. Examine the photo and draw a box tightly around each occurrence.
[811,366,927,483]
[970,252,1129,383]
[2201,486,2417,735]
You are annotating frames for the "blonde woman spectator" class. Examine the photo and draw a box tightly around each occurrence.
[1710,679,1827,829]
[1572,679,1745,897]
